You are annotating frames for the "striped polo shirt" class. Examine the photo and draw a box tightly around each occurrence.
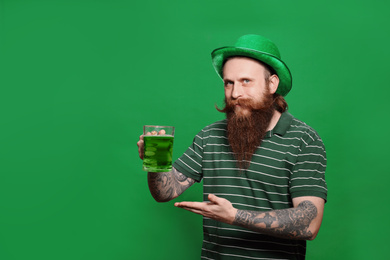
[173,111,327,260]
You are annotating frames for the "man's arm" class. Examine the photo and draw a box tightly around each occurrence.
[148,167,196,202]
[175,195,324,240]
[233,196,324,240]
[137,134,195,202]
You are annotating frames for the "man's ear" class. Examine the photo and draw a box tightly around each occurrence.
[268,74,280,94]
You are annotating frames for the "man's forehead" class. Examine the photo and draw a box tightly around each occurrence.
[222,57,268,77]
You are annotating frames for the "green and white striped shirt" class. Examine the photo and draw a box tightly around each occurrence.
[173,112,327,260]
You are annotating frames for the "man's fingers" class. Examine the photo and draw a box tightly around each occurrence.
[137,129,164,160]
[175,202,209,216]
[175,197,219,209]
[137,135,145,160]
[175,201,197,208]
[175,201,207,210]
[208,194,228,206]
[177,206,204,215]
[138,143,144,159]
[208,194,220,203]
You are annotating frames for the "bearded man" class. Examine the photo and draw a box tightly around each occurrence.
[137,34,327,260]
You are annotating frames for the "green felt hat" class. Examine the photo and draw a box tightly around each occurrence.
[211,34,292,96]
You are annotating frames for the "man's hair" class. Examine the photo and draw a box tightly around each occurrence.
[272,93,288,113]
[264,71,288,113]
[223,56,288,113]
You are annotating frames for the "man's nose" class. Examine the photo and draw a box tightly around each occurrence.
[231,83,243,99]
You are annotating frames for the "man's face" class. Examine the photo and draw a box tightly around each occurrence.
[223,57,274,118]
[220,57,278,169]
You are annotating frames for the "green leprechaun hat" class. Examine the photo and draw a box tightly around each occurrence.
[211,34,292,96]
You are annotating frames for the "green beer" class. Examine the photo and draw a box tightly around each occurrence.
[143,135,174,172]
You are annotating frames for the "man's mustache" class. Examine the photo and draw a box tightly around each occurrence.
[227,98,268,111]
[228,98,253,107]
[216,98,258,113]
[216,94,274,114]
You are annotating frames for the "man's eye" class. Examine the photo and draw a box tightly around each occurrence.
[243,79,250,83]
[225,81,233,86]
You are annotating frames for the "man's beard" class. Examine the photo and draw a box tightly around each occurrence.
[217,88,275,169]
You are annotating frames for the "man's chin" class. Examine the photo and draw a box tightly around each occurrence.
[234,107,251,118]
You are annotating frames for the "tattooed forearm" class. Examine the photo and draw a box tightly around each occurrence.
[233,200,318,240]
[147,167,195,202]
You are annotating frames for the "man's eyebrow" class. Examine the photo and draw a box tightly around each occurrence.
[224,76,255,81]
[240,76,255,80]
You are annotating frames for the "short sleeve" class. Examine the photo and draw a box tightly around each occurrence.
[172,130,205,182]
[290,138,328,201]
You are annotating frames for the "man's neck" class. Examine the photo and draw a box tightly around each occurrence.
[267,110,282,131]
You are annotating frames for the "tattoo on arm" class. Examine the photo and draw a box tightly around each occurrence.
[148,167,195,202]
[233,200,318,240]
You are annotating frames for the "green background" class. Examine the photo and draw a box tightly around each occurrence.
[1,0,389,259]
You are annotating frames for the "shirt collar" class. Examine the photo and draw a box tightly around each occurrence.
[265,111,293,138]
